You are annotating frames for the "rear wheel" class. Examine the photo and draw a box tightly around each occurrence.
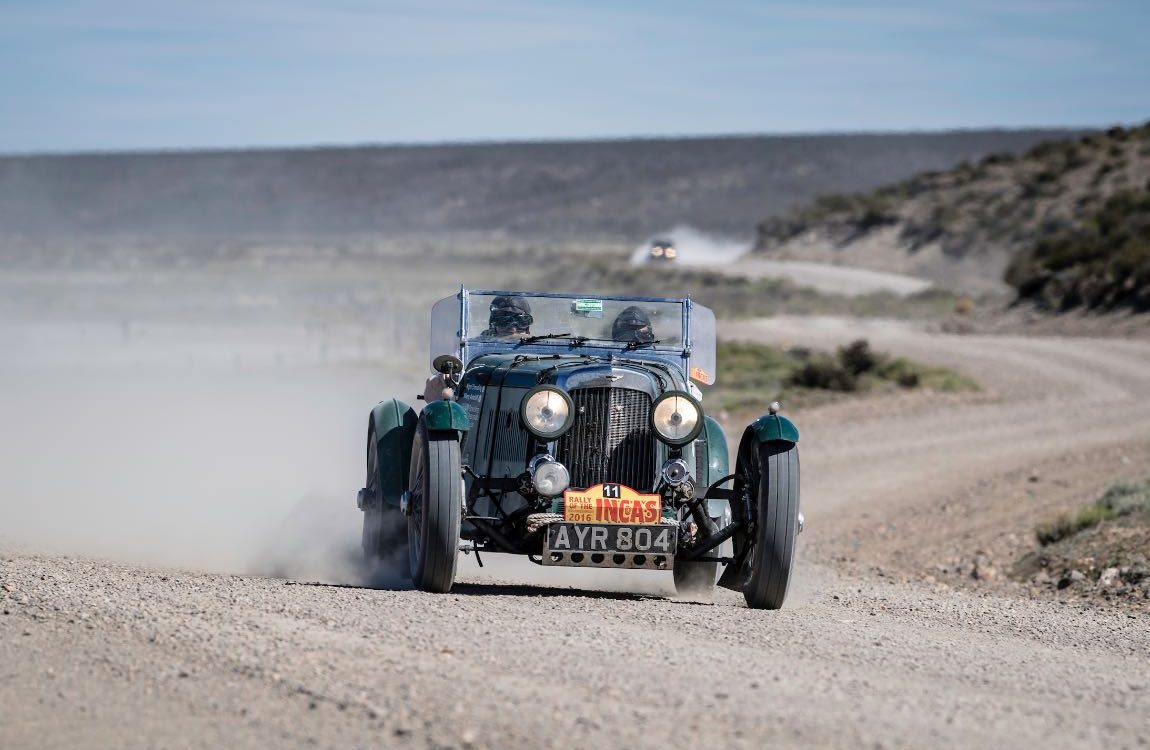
[406,423,462,593]
[736,438,800,609]
[362,425,410,577]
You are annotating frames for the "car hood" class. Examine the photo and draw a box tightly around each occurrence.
[465,352,689,395]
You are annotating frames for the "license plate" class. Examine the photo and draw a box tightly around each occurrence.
[546,523,677,555]
[562,483,662,524]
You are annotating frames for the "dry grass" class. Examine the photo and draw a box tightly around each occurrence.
[706,338,978,414]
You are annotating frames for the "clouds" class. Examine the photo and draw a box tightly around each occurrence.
[0,0,1146,152]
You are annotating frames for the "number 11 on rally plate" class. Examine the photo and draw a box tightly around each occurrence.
[562,482,662,524]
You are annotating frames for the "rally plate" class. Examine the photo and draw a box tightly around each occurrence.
[562,483,661,524]
[544,523,677,569]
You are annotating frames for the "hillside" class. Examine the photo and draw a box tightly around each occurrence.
[753,123,1150,297]
[0,130,1074,243]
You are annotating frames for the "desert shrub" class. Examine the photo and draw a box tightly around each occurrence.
[1028,140,1065,160]
[1062,143,1089,170]
[756,215,809,244]
[837,339,877,376]
[1021,172,1062,199]
[901,204,960,249]
[1099,479,1150,516]
[855,206,899,231]
[900,219,945,249]
[1036,504,1115,545]
[875,356,978,392]
[1006,189,1150,311]
[895,370,920,388]
[1035,478,1150,545]
[981,152,1014,167]
[789,356,857,391]
[813,193,857,214]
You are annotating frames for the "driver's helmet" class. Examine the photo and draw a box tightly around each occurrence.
[486,295,533,336]
[611,305,655,343]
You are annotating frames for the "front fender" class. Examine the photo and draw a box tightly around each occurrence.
[699,416,731,520]
[700,415,730,488]
[370,398,418,508]
[747,412,799,444]
[423,399,470,433]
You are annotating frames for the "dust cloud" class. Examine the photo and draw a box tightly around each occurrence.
[0,273,423,584]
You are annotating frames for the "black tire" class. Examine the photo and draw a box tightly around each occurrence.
[406,422,462,593]
[362,425,410,578]
[736,438,800,610]
[673,558,717,600]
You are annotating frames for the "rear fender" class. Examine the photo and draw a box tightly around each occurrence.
[370,399,418,509]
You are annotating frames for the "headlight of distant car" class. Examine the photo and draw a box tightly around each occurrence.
[520,385,575,439]
[664,247,677,259]
[650,390,703,446]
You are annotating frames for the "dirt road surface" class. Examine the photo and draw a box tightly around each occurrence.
[3,317,1150,749]
[726,259,934,297]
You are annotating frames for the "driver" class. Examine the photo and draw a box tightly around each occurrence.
[482,296,533,338]
[611,305,655,344]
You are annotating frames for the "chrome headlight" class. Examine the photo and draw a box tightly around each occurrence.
[660,458,691,486]
[530,455,570,497]
[520,385,575,440]
[651,390,703,446]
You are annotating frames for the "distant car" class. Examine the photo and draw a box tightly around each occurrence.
[646,239,678,263]
[357,288,802,608]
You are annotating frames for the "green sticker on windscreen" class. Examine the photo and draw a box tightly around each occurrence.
[573,299,604,313]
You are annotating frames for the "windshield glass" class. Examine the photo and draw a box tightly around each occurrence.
[688,301,716,386]
[428,290,718,385]
[466,292,685,348]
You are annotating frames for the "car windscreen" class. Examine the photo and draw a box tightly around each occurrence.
[687,301,716,386]
[465,293,685,349]
[429,294,462,369]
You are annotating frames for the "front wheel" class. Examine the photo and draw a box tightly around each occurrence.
[736,438,800,610]
[406,423,462,593]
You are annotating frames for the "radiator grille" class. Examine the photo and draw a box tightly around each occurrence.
[492,407,528,464]
[556,387,656,491]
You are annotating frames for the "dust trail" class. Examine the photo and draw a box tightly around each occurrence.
[628,224,751,267]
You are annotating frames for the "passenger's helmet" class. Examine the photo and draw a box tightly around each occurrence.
[488,296,533,335]
[612,305,655,343]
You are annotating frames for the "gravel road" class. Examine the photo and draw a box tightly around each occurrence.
[3,318,1149,749]
[725,259,934,297]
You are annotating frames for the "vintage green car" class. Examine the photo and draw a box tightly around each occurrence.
[357,289,802,608]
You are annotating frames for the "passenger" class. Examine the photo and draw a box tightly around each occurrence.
[611,306,655,344]
[482,296,533,338]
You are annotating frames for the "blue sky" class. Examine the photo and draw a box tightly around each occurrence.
[1,0,1147,153]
